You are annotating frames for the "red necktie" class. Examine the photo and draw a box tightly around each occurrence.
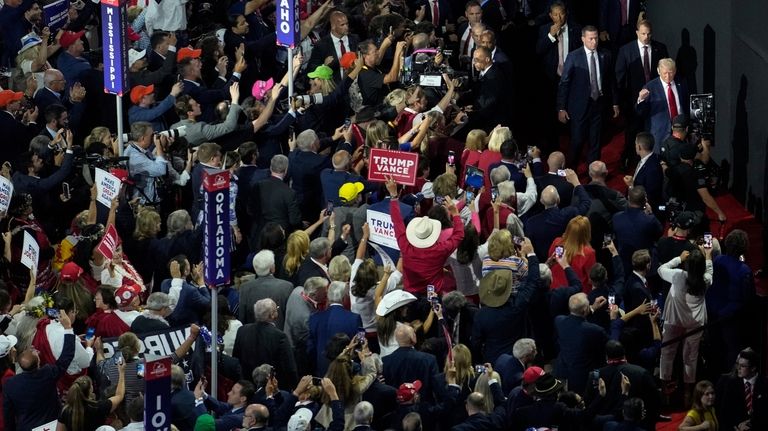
[431,0,440,26]
[620,0,628,26]
[667,83,678,120]
[745,381,753,414]
[339,39,347,55]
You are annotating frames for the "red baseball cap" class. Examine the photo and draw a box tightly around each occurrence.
[340,52,357,69]
[522,366,545,385]
[0,90,24,108]
[129,84,154,104]
[115,282,141,307]
[396,380,422,403]
[60,262,84,282]
[109,168,134,185]
[177,46,202,62]
[59,30,85,49]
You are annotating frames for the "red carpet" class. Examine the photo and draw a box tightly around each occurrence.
[656,412,687,430]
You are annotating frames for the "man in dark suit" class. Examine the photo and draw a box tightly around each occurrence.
[0,90,40,159]
[452,381,507,431]
[554,292,608,394]
[612,187,662,275]
[478,29,512,77]
[170,364,198,431]
[598,0,642,50]
[288,129,333,223]
[584,341,660,431]
[636,58,690,153]
[177,47,243,122]
[623,132,663,208]
[296,237,332,287]
[161,256,212,327]
[193,379,254,430]
[248,155,302,242]
[480,0,506,34]
[418,0,453,35]
[536,1,582,84]
[190,142,223,222]
[307,11,360,82]
[529,151,574,217]
[716,348,768,431]
[456,1,483,59]
[467,46,508,131]
[525,169,591,260]
[382,325,441,403]
[577,160,627,250]
[494,338,537,395]
[557,26,620,168]
[232,298,298,388]
[239,250,294,329]
[615,20,668,167]
[308,281,363,375]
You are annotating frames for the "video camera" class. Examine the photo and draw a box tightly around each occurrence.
[690,93,714,141]
[401,49,468,89]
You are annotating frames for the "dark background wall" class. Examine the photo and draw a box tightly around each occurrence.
[647,1,768,222]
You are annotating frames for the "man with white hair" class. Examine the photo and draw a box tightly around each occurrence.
[130,292,173,334]
[296,237,332,287]
[285,277,329,376]
[233,298,298,388]
[352,401,375,431]
[554,292,608,394]
[578,160,628,248]
[249,154,303,239]
[494,338,537,394]
[238,250,294,329]
[308,281,363,375]
[288,129,333,222]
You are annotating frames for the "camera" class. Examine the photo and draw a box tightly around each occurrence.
[293,93,324,107]
[155,125,188,140]
[689,93,714,140]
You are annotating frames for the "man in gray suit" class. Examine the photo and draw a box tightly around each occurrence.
[238,250,294,330]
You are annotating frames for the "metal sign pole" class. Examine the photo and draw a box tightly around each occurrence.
[116,95,124,156]
[210,289,218,397]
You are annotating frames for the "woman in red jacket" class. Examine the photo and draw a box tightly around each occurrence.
[548,216,596,292]
[385,176,464,295]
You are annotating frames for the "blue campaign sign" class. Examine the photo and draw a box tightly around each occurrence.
[43,0,70,32]
[101,0,128,95]
[144,355,172,431]
[203,171,231,287]
[276,0,300,48]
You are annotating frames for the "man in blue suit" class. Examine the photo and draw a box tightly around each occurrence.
[612,186,663,273]
[382,324,441,403]
[494,338,537,395]
[162,256,212,326]
[194,378,254,431]
[308,281,363,376]
[636,58,689,153]
[615,20,669,168]
[557,26,620,168]
[598,0,642,50]
[623,132,664,208]
[288,129,334,223]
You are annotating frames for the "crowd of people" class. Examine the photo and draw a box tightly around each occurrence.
[0,0,762,430]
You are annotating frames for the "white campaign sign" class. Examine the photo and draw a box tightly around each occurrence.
[21,230,39,273]
[366,210,399,250]
[0,176,12,215]
[95,168,120,207]
[32,419,58,431]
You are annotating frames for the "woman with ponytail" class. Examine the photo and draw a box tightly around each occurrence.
[57,360,126,431]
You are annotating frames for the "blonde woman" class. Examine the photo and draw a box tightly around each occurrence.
[479,126,512,189]
[284,230,310,284]
[83,126,119,157]
[461,129,488,186]
[13,27,58,92]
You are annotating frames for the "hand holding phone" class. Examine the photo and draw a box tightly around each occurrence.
[447,151,455,167]
[555,246,564,259]
[703,233,713,249]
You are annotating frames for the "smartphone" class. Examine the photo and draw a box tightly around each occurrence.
[356,330,366,345]
[513,236,524,246]
[435,195,445,206]
[137,361,145,378]
[343,118,351,129]
[85,327,96,341]
[703,232,713,249]
[590,370,600,388]
[465,190,474,203]
[650,299,658,312]
[608,295,615,305]
[62,182,71,200]
[475,364,486,374]
[491,187,499,203]
[363,145,370,158]
[603,233,613,247]
[46,308,60,320]
[426,284,436,300]
[658,205,666,211]
[557,169,566,177]
[447,150,455,167]
[527,145,534,157]
[325,202,334,216]
[555,246,564,259]
[312,377,322,386]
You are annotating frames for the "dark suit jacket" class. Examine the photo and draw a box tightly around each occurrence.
[171,387,197,431]
[557,46,619,121]
[468,64,508,130]
[249,175,302,236]
[238,274,294,329]
[716,373,768,431]
[524,185,591,260]
[232,321,298,388]
[308,304,362,375]
[382,347,440,402]
[194,399,244,431]
[536,21,583,83]
[598,0,641,43]
[419,0,453,32]
[612,207,663,270]
[296,257,329,288]
[530,172,575,217]
[180,75,238,123]
[635,77,690,151]
[585,362,660,431]
[632,153,663,206]
[288,149,333,222]
[32,88,86,130]
[554,314,608,394]
[190,162,220,222]
[306,34,360,82]
[481,0,505,33]
[615,40,669,102]
[494,354,525,394]
[451,382,506,431]
[0,110,40,160]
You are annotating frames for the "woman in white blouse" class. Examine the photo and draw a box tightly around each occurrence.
[658,247,713,396]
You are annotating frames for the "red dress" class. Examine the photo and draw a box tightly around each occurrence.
[461,149,483,187]
[477,150,503,190]
[548,238,596,293]
[85,309,130,338]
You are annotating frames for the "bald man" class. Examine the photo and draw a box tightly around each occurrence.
[524,168,591,260]
[533,151,575,212]
[241,403,270,430]
[321,149,366,206]
[578,160,628,249]
[307,11,360,82]
[554,292,608,394]
[382,324,440,403]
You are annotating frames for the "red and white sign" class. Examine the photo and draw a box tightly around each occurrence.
[96,224,120,260]
[367,148,419,186]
